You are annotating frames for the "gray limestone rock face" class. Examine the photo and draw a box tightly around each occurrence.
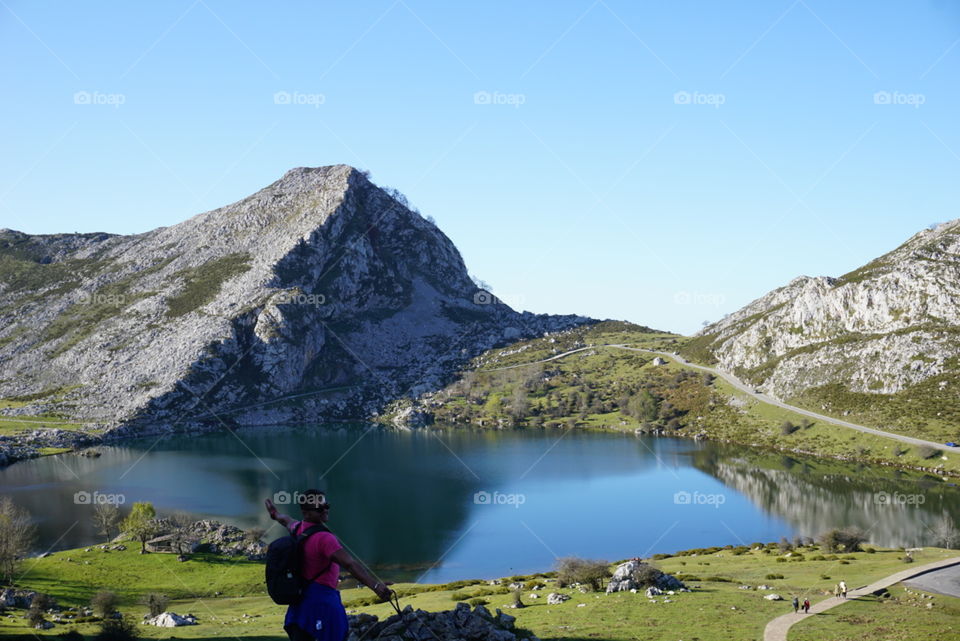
[0,166,591,441]
[696,219,960,400]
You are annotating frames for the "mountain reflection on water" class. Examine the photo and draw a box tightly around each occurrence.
[691,446,959,548]
[0,425,956,582]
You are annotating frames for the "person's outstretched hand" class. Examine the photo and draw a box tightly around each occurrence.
[374,583,393,602]
[264,498,279,520]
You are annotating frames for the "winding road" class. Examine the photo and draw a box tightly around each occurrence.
[484,343,951,450]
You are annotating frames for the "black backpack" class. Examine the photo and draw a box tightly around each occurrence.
[265,523,332,605]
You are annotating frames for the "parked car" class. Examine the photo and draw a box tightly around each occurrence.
[945,442,958,448]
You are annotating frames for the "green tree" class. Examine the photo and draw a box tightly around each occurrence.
[121,502,157,553]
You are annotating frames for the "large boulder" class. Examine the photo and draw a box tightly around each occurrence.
[0,589,48,609]
[606,560,686,594]
[143,612,198,627]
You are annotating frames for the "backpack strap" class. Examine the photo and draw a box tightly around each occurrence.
[294,522,335,583]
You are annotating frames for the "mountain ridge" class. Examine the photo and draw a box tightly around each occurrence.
[0,165,591,435]
[684,218,960,439]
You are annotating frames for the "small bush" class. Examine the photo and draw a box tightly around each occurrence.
[94,616,140,641]
[776,558,787,563]
[91,591,119,619]
[555,557,611,591]
[468,598,488,607]
[820,574,831,580]
[702,576,733,582]
[819,528,867,553]
[917,445,941,460]
[449,592,469,602]
[142,593,168,617]
[864,547,876,554]
[765,573,784,580]
[780,421,799,435]
[630,563,663,587]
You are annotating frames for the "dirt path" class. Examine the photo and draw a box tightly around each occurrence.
[762,555,960,641]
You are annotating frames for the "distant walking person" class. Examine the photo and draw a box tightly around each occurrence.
[265,490,392,641]
[839,580,847,598]
[802,598,810,613]
[791,596,799,613]
[834,584,841,598]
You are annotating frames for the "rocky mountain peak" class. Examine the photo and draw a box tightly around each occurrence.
[687,218,960,404]
[0,167,590,431]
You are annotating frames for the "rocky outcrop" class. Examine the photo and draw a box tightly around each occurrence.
[347,603,531,641]
[143,612,198,627]
[605,560,686,593]
[0,166,591,440]
[151,518,266,559]
[692,219,960,399]
[0,588,48,609]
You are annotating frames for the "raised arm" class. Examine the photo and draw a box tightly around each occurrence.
[332,548,392,601]
[264,498,296,529]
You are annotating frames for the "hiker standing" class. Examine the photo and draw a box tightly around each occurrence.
[834,584,841,598]
[802,598,810,613]
[839,580,847,598]
[266,490,392,641]
[791,596,799,613]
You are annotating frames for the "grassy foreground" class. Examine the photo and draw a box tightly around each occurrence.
[2,539,956,641]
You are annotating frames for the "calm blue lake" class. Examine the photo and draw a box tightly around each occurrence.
[1,426,956,582]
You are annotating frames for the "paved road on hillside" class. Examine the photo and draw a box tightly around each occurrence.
[485,344,951,450]
[903,562,960,598]
[763,556,960,641]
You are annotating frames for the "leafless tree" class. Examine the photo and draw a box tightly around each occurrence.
[0,497,36,584]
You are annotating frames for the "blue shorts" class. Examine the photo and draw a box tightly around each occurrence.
[284,583,348,641]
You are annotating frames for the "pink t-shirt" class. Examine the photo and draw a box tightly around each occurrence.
[289,520,342,589]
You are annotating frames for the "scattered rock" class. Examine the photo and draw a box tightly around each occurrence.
[143,612,198,627]
[546,593,571,605]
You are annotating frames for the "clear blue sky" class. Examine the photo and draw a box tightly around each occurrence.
[2,1,958,334]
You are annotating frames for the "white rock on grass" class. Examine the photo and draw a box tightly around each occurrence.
[143,612,198,627]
